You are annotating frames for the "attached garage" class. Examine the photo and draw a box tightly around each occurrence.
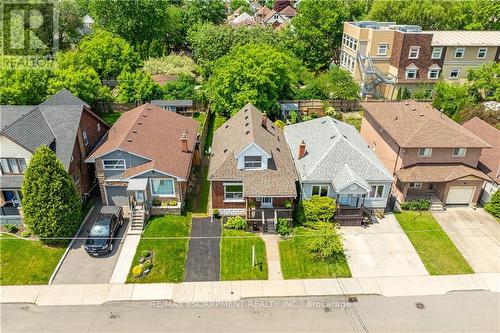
[105,186,128,206]
[446,186,475,205]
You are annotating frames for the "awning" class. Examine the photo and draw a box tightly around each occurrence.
[127,178,148,191]
[396,164,489,183]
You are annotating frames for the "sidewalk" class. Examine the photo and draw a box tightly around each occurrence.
[109,234,141,283]
[261,234,283,280]
[1,273,499,306]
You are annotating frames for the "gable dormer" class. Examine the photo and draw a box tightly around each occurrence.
[236,142,271,170]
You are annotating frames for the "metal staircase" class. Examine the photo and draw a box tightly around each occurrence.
[357,55,397,98]
[129,206,145,234]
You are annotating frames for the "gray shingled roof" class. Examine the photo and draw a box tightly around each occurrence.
[0,175,23,189]
[0,106,37,130]
[40,88,90,108]
[284,117,392,190]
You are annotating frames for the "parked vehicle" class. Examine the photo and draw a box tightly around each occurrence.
[84,206,123,256]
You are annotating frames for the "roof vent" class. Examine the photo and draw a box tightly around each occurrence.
[276,147,280,152]
[223,148,228,153]
[245,116,248,120]
[127,138,132,142]
[245,130,250,135]
[412,107,416,111]
[225,124,229,129]
[132,130,137,133]
[245,123,249,127]
[330,135,335,139]
[142,114,147,117]
[137,122,143,125]
[419,113,424,117]
[343,135,348,139]
[322,120,326,124]
[244,109,248,113]
[405,102,410,106]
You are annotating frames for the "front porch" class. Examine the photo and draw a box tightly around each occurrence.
[0,190,23,226]
[245,208,293,233]
[335,205,372,226]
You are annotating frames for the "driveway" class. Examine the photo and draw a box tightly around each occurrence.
[185,217,221,282]
[51,205,129,284]
[432,208,500,273]
[340,213,428,277]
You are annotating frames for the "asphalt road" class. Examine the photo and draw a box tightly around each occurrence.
[2,291,498,332]
[52,205,130,285]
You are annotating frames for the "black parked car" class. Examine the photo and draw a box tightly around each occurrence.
[84,206,123,256]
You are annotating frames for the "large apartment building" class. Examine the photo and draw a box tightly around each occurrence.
[340,21,500,100]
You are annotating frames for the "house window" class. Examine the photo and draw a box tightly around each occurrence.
[0,158,27,174]
[97,123,101,132]
[428,69,440,79]
[452,147,467,157]
[408,46,420,59]
[338,195,350,206]
[244,156,262,169]
[454,47,465,58]
[83,130,89,146]
[418,148,432,157]
[224,183,243,201]
[342,34,358,51]
[377,44,388,56]
[151,178,175,196]
[477,48,487,59]
[449,69,460,79]
[405,69,417,79]
[369,185,384,198]
[431,47,443,59]
[340,51,355,73]
[409,182,423,188]
[72,173,80,184]
[102,159,126,170]
[311,185,329,197]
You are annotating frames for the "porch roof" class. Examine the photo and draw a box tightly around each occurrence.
[127,178,148,191]
[396,164,489,183]
[0,175,23,189]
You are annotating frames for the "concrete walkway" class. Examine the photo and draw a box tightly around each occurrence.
[1,273,499,306]
[261,234,283,280]
[109,234,141,283]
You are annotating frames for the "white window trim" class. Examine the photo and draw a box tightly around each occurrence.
[150,178,176,197]
[243,156,263,169]
[369,185,385,198]
[405,69,417,79]
[97,123,101,132]
[431,47,443,59]
[102,159,126,170]
[452,147,467,157]
[223,182,244,202]
[377,43,388,56]
[454,47,465,59]
[418,148,433,157]
[408,46,420,59]
[83,131,89,146]
[477,48,487,59]
[311,184,329,197]
[409,182,423,189]
[449,68,460,79]
[428,69,440,80]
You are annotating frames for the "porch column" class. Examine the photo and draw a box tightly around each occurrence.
[401,182,410,201]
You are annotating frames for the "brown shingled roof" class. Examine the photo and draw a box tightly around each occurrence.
[279,5,296,17]
[395,164,489,183]
[208,103,297,197]
[462,117,500,183]
[361,101,491,148]
[87,103,199,180]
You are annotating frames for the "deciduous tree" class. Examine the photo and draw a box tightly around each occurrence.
[116,70,162,103]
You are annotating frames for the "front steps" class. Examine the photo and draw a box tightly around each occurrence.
[128,207,144,235]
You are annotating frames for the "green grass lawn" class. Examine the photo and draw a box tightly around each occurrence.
[279,227,351,279]
[395,211,473,275]
[220,228,268,280]
[96,111,122,126]
[190,164,210,215]
[0,234,66,285]
[203,113,226,155]
[193,112,207,134]
[127,214,191,283]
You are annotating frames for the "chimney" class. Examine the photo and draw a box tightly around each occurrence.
[261,113,267,128]
[181,133,188,152]
[298,140,306,159]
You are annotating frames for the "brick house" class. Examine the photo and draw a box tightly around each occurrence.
[0,89,109,218]
[208,104,297,231]
[360,101,491,208]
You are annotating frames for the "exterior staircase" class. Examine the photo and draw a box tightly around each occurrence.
[429,195,445,212]
[357,55,397,98]
[129,206,145,234]
[265,219,276,233]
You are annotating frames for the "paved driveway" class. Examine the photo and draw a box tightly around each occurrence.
[432,208,500,273]
[52,206,129,284]
[185,217,221,282]
[340,213,428,278]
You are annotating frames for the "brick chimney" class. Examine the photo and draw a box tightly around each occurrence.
[298,140,306,159]
[181,133,188,152]
[261,113,267,128]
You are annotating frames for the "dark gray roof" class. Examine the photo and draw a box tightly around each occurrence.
[40,89,90,108]
[151,100,194,107]
[0,106,36,130]
[0,175,24,189]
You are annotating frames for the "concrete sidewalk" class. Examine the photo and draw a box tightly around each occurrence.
[109,234,141,283]
[1,273,499,306]
[261,234,283,280]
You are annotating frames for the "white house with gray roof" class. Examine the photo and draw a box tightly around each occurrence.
[284,117,392,224]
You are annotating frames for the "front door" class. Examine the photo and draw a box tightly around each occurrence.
[135,191,144,204]
[261,197,273,208]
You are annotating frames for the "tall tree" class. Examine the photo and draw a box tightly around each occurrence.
[184,0,227,26]
[432,81,476,121]
[0,68,52,105]
[316,67,360,99]
[22,146,81,243]
[57,0,86,46]
[116,70,162,103]
[162,74,199,100]
[467,63,500,101]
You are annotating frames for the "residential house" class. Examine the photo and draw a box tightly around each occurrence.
[151,99,197,117]
[230,12,257,27]
[361,101,491,208]
[86,104,199,230]
[341,21,500,99]
[255,6,271,23]
[278,5,296,20]
[462,117,500,204]
[284,117,393,225]
[0,89,108,218]
[208,104,297,231]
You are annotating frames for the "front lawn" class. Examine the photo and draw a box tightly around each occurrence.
[127,214,191,283]
[279,227,351,279]
[96,111,122,126]
[191,164,210,215]
[220,228,268,280]
[395,211,473,275]
[0,234,66,285]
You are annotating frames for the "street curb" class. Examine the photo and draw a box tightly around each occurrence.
[48,206,95,285]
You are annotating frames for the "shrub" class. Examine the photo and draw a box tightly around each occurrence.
[274,119,285,129]
[484,190,500,218]
[283,199,292,209]
[167,200,178,206]
[213,209,219,216]
[152,199,162,206]
[20,230,31,238]
[3,224,18,234]
[143,260,153,270]
[141,250,151,258]
[276,218,292,236]
[132,265,144,277]
[224,216,247,230]
[306,222,344,261]
[400,199,431,211]
[299,196,336,223]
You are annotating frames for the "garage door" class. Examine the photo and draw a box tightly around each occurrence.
[446,186,475,205]
[105,186,128,206]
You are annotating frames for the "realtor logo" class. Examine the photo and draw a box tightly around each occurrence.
[1,1,58,56]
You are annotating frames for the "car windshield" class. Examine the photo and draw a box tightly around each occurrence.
[89,217,110,237]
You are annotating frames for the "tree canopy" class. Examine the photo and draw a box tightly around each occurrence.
[21,146,81,243]
[162,74,200,100]
[316,67,360,100]
[467,63,500,101]
[143,54,198,77]
[432,81,476,121]
[116,70,162,103]
[184,0,227,26]
[0,68,52,105]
